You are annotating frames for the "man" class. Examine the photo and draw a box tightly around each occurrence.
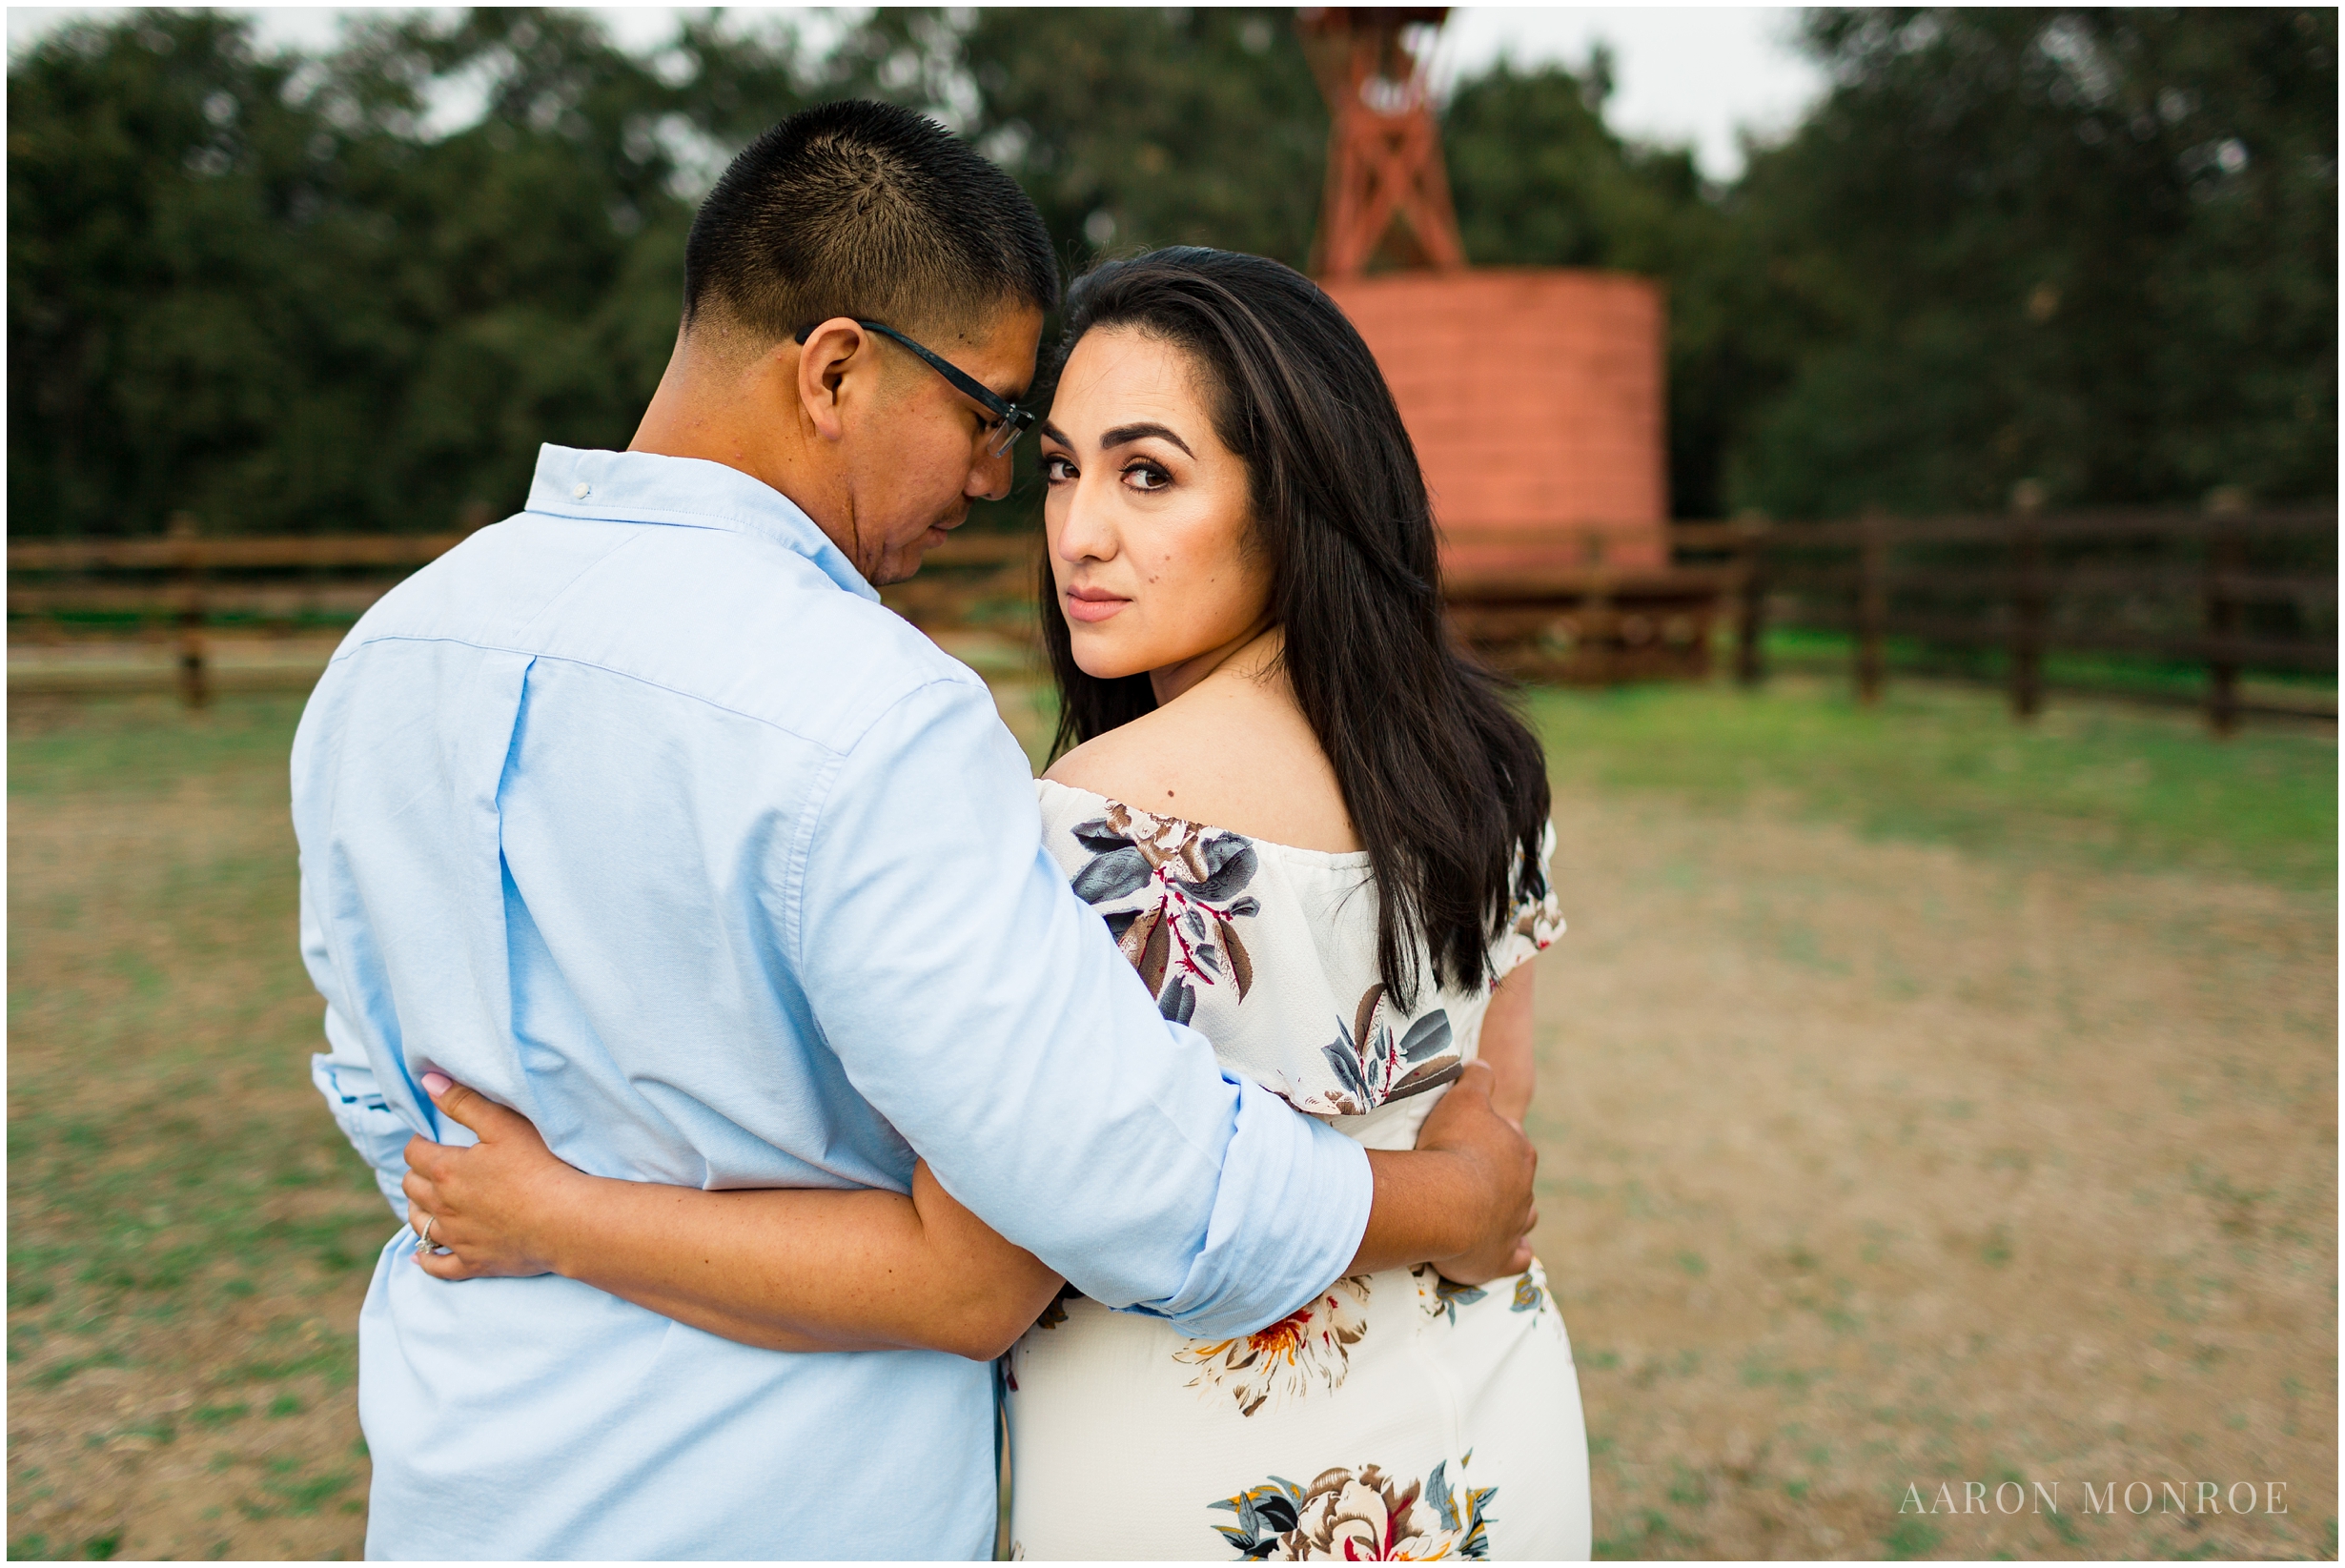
[299,100,1536,1559]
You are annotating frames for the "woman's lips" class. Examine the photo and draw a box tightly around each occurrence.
[1064,588,1129,624]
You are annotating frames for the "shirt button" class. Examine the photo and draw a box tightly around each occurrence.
[573,481,591,499]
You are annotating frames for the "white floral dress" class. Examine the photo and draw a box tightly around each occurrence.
[1006,781,1591,1561]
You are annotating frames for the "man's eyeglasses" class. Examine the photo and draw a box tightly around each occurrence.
[793,318,1036,458]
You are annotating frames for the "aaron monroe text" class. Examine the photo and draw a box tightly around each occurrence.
[1901,1481,2289,1517]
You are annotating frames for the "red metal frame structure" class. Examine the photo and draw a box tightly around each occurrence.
[1298,8,1691,681]
[1299,8,1466,278]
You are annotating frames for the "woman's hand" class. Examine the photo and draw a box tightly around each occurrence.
[1412,1060,1537,1287]
[398,1075,1057,1356]
[1351,1060,1537,1285]
[402,1074,593,1282]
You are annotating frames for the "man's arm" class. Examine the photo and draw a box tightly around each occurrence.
[398,1060,1526,1359]
[788,675,1532,1337]
[300,872,420,1218]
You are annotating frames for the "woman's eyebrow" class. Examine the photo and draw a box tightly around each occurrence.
[1039,420,1071,446]
[1100,421,1194,458]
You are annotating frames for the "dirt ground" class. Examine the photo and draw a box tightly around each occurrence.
[1531,784,2335,1559]
[7,683,2335,1560]
[9,708,389,1561]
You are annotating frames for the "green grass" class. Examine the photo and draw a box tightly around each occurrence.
[1761,624,2338,706]
[8,677,2332,1554]
[1007,647,2333,891]
[1530,676,2335,892]
[10,692,380,1551]
[6,690,313,803]
[9,697,384,1325]
[5,1529,122,1561]
[1883,1517,1944,1559]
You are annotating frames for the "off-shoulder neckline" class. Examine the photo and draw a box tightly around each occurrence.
[1034,777,1376,868]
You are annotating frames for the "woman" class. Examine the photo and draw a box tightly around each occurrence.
[403,248,1591,1559]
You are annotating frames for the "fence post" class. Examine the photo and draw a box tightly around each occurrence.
[1855,509,1886,705]
[2009,481,2046,721]
[1734,514,1768,687]
[169,511,208,709]
[2204,488,2246,737]
[1578,568,1615,687]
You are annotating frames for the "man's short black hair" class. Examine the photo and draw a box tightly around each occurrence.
[683,99,1058,347]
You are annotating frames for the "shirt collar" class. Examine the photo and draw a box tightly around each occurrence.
[524,444,880,603]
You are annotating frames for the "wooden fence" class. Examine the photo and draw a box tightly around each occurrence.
[8,521,467,705]
[1716,504,2336,731]
[9,504,2335,731]
[4,522,1048,703]
[1438,522,1753,685]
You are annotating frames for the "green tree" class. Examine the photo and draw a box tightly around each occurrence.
[809,6,1329,532]
[1724,7,2337,517]
[10,7,2333,539]
[8,7,809,538]
[306,9,803,531]
[10,10,363,537]
[823,7,1328,272]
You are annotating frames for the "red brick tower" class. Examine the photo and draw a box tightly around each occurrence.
[1300,9,1670,582]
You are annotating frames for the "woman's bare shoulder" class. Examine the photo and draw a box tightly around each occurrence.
[1043,679,1357,852]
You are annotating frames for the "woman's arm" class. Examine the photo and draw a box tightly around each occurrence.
[1476,965,1537,1127]
[402,1077,1063,1361]
[406,1057,1535,1360]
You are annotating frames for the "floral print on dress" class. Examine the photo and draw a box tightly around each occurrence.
[1209,1458,1494,1559]
[1413,1265,1487,1327]
[1013,784,1588,1560]
[1509,1270,1547,1316]
[1176,1276,1370,1416]
[1060,793,1543,1122]
[1068,802,1261,1025]
[1489,826,1566,987]
[1314,983,1459,1116]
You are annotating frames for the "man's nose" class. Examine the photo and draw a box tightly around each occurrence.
[968,446,1014,504]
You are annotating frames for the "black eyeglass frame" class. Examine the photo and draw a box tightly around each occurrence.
[792,318,1036,458]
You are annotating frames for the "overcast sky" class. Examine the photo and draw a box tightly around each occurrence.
[7,6,1825,180]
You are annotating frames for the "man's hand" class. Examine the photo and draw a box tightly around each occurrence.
[401,1074,591,1281]
[1414,1061,1538,1285]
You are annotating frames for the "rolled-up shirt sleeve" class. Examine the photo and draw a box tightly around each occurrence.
[792,675,1372,1340]
[299,874,421,1219]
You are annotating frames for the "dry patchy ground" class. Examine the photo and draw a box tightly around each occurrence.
[10,703,390,1560]
[1529,785,2335,1558]
[8,686,2334,1560]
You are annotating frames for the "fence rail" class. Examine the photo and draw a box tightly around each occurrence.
[7,522,480,705]
[7,535,465,572]
[1721,505,2336,548]
[1762,564,2336,601]
[1681,505,2336,730]
[3,524,1053,705]
[9,503,2335,730]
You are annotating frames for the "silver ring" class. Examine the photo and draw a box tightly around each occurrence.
[415,1212,440,1252]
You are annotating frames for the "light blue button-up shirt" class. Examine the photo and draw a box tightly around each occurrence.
[296,444,1373,1560]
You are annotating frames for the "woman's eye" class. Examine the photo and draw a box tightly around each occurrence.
[1042,455,1076,483]
[1124,462,1172,493]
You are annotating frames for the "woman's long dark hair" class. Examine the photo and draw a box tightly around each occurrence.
[1040,246,1551,1009]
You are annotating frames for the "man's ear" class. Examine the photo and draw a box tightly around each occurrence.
[792,317,868,445]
